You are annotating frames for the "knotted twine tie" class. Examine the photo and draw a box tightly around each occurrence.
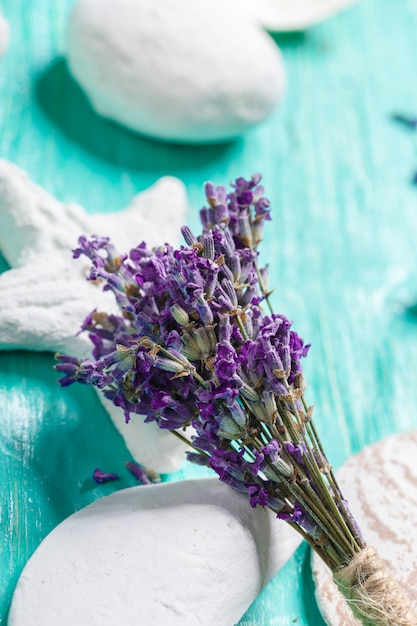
[333,546,417,625]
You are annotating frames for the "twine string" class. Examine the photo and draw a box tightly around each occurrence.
[333,546,417,626]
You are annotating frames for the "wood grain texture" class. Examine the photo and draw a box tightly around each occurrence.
[313,431,417,625]
[1,0,417,624]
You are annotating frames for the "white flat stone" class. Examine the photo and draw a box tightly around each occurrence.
[0,13,9,59]
[244,0,359,31]
[8,478,302,626]
[66,0,285,144]
[313,430,417,625]
[0,160,189,473]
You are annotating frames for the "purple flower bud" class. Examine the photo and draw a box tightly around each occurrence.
[214,203,228,224]
[217,315,232,343]
[154,357,190,374]
[204,267,219,300]
[229,255,241,282]
[73,235,110,260]
[196,297,214,324]
[263,439,280,462]
[126,461,151,484]
[200,206,215,230]
[285,441,305,464]
[238,285,256,308]
[240,190,253,205]
[170,304,190,326]
[217,413,246,439]
[54,361,79,375]
[209,448,246,481]
[93,468,119,484]
[239,382,259,402]
[278,505,303,523]
[248,484,269,508]
[165,330,182,350]
[251,449,264,475]
[219,261,235,284]
[340,499,364,542]
[186,451,211,467]
[202,233,215,260]
[223,229,236,258]
[204,182,218,207]
[181,226,199,247]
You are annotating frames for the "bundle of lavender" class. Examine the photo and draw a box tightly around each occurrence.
[56,176,415,625]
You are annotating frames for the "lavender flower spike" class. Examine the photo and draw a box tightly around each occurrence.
[92,468,119,484]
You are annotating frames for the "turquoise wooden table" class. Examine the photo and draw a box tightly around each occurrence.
[2,0,417,623]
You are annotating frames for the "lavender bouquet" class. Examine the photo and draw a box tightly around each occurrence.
[56,176,415,625]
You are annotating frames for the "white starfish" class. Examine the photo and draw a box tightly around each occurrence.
[0,159,190,472]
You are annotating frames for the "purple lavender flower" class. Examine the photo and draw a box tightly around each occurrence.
[248,484,269,508]
[126,461,152,484]
[93,468,119,484]
[57,177,310,493]
[263,440,280,462]
[278,504,303,523]
[56,176,367,578]
[285,441,305,465]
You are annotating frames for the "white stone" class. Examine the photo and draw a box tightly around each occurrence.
[312,430,417,625]
[0,160,189,473]
[0,13,9,59]
[243,0,359,31]
[66,0,285,144]
[8,478,302,626]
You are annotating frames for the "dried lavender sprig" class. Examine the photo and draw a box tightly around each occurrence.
[55,176,362,570]
[55,176,416,624]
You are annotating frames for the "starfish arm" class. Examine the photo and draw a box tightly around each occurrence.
[0,161,187,269]
[0,260,117,356]
[93,176,188,251]
[0,161,188,350]
[0,160,94,268]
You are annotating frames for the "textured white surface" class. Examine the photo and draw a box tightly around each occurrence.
[0,13,9,59]
[313,431,417,625]
[8,479,302,626]
[0,160,187,354]
[66,0,285,144]
[0,160,189,472]
[98,396,190,474]
[244,0,358,31]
